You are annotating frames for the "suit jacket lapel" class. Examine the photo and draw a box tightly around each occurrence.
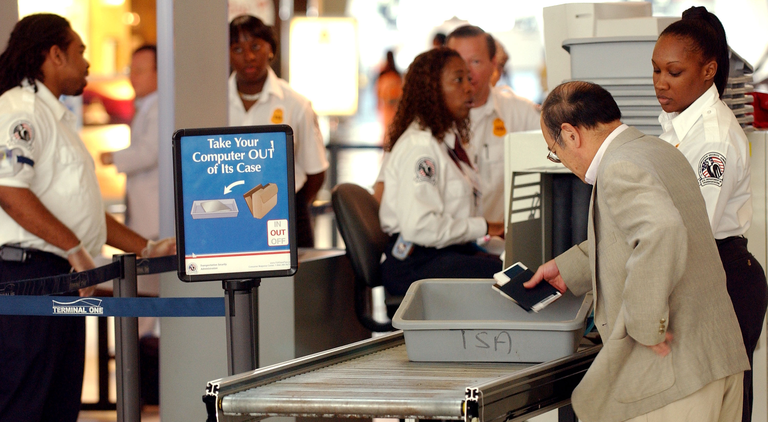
[588,127,642,333]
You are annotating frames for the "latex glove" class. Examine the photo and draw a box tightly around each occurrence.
[142,237,177,258]
[67,244,96,297]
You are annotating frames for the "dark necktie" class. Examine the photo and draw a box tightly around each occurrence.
[451,134,472,168]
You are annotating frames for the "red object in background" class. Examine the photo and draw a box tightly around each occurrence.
[82,88,134,125]
[749,92,768,129]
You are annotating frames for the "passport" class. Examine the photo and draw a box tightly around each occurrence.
[492,262,561,313]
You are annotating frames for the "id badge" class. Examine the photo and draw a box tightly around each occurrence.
[463,164,482,210]
[0,147,26,178]
[392,233,414,260]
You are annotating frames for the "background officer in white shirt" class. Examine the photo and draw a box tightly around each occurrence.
[445,25,541,224]
[101,45,161,339]
[99,45,162,404]
[0,14,174,421]
[228,15,329,248]
[101,45,160,244]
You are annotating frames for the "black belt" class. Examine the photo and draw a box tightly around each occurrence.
[715,235,745,247]
[0,250,177,296]
[0,244,66,264]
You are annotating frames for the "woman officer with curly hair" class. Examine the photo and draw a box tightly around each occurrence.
[379,48,504,296]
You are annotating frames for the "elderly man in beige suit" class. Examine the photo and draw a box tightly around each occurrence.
[526,81,749,421]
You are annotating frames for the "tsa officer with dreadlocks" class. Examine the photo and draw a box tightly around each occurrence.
[0,14,174,421]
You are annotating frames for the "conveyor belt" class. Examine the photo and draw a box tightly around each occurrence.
[205,331,600,422]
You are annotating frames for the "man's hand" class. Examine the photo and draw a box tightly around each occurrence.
[523,259,568,293]
[645,332,673,357]
[67,244,97,297]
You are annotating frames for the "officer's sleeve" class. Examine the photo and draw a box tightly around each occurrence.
[293,99,328,176]
[375,151,389,184]
[509,93,541,132]
[695,115,743,234]
[392,138,486,249]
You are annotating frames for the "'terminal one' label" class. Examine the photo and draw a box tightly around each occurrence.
[52,298,104,315]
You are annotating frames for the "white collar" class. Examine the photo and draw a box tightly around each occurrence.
[585,123,629,185]
[658,84,719,143]
[470,85,499,119]
[27,79,71,122]
[229,67,283,105]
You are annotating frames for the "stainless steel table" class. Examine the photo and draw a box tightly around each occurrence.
[204,331,600,422]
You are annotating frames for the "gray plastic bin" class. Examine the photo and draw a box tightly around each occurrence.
[392,279,592,363]
[563,36,658,79]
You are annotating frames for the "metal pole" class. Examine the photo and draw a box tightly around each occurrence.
[114,253,141,422]
[223,279,260,375]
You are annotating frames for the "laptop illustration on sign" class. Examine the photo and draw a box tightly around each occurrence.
[190,199,239,219]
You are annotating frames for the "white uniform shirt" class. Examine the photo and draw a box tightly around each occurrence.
[379,122,487,249]
[113,92,159,239]
[0,80,106,257]
[375,87,541,219]
[658,84,752,239]
[468,86,541,222]
[228,68,328,192]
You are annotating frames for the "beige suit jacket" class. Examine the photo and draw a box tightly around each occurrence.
[555,127,749,421]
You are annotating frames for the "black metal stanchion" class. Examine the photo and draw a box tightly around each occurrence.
[114,253,141,422]
[223,278,260,375]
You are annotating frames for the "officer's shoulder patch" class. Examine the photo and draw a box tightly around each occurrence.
[415,157,437,184]
[698,151,726,187]
[9,120,34,151]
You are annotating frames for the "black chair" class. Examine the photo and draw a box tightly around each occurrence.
[331,183,401,332]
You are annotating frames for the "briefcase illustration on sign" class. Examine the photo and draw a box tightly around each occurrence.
[243,183,278,219]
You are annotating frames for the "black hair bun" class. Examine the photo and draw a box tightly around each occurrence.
[682,5,711,20]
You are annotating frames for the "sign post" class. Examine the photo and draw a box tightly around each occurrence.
[173,125,297,374]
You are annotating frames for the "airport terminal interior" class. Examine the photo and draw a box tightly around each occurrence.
[1,0,768,423]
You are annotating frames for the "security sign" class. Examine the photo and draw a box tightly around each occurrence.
[173,125,298,282]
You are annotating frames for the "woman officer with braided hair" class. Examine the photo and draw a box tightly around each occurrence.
[378,47,503,296]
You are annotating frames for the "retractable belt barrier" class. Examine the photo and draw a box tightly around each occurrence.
[0,255,225,317]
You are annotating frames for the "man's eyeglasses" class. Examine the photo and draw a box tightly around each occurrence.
[547,130,562,164]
